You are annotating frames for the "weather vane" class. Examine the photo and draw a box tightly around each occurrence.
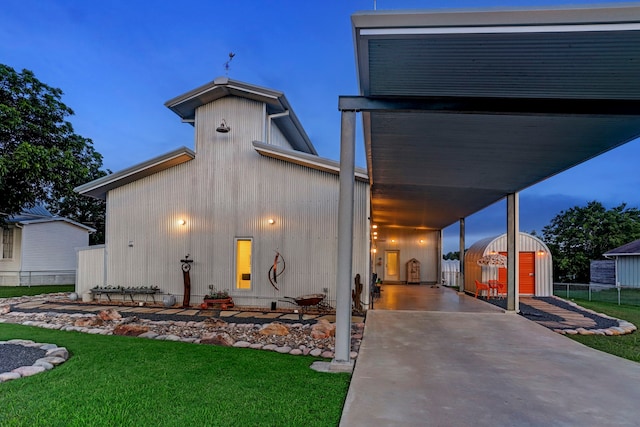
[224,52,235,76]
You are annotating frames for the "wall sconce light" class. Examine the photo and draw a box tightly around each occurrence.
[391,239,396,243]
[373,236,378,240]
[537,250,546,256]
[216,119,231,133]
[372,225,378,229]
[371,248,377,254]
[177,219,186,226]
[267,218,275,225]
[373,231,378,236]
[419,239,425,244]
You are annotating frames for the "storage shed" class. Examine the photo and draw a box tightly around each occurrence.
[604,239,640,288]
[465,232,553,296]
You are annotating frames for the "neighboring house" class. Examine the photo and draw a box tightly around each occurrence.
[75,77,389,307]
[465,232,553,297]
[604,239,640,287]
[0,206,94,286]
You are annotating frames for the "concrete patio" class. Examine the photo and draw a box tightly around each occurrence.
[341,286,640,426]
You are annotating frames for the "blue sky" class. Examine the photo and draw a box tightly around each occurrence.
[2,0,639,253]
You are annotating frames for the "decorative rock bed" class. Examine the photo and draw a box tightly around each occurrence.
[0,339,69,383]
[0,301,363,361]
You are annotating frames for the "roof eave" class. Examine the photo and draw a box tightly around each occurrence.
[75,147,195,200]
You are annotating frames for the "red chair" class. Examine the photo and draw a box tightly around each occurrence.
[489,280,506,298]
[475,280,491,299]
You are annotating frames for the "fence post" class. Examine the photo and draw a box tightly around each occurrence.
[617,282,621,306]
[589,283,591,301]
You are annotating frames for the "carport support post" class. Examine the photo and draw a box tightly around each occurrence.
[334,109,356,368]
[459,218,465,293]
[507,193,520,312]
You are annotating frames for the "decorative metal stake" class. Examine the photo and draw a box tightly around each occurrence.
[180,254,193,308]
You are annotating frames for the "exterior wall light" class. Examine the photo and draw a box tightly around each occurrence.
[537,250,546,256]
[371,248,377,254]
[372,225,378,229]
[267,219,275,225]
[178,219,186,226]
[216,119,231,133]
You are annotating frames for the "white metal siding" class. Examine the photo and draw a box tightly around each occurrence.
[76,246,106,294]
[465,232,553,296]
[617,256,640,287]
[269,122,294,149]
[20,222,89,271]
[102,96,369,308]
[373,229,439,283]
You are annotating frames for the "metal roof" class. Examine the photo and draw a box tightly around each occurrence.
[350,4,640,230]
[604,238,640,256]
[74,147,195,200]
[252,141,369,183]
[165,77,318,155]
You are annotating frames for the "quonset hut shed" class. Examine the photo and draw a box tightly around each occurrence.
[465,232,552,297]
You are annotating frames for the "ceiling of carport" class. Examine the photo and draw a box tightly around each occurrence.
[350,4,640,231]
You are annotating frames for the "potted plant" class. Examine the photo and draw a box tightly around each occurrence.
[202,285,234,309]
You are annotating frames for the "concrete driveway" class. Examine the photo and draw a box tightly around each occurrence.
[341,288,640,426]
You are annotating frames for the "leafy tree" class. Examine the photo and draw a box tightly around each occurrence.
[0,64,109,243]
[542,201,640,283]
[443,251,460,260]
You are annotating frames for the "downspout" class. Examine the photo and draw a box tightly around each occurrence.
[266,111,290,144]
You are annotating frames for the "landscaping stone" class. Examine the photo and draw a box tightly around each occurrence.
[201,332,235,346]
[12,365,46,377]
[98,308,122,321]
[0,305,10,314]
[75,317,104,327]
[113,324,150,336]
[259,323,290,336]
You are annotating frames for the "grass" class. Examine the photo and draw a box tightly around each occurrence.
[0,323,350,426]
[561,298,640,363]
[0,285,74,298]
[554,287,640,306]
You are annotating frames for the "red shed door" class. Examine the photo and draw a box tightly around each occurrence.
[498,252,535,295]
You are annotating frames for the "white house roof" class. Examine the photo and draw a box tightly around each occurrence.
[7,206,95,232]
[348,4,640,231]
[74,146,195,200]
[252,141,369,183]
[165,77,318,155]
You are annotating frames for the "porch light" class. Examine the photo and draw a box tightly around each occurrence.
[371,248,377,254]
[419,239,425,244]
[216,119,231,133]
[372,225,378,229]
[177,219,186,226]
[537,250,546,256]
[267,218,275,225]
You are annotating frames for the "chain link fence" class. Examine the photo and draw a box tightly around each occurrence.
[553,282,640,306]
[0,270,76,287]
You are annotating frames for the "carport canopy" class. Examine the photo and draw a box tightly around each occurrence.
[345,3,640,230]
[332,3,640,366]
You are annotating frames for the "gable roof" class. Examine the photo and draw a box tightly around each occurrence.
[165,77,318,155]
[74,147,195,200]
[6,205,95,232]
[604,239,640,257]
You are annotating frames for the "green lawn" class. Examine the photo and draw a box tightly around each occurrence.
[0,323,350,426]
[562,299,640,363]
[554,287,640,306]
[0,285,74,298]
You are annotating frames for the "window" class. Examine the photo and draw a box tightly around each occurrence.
[235,238,252,290]
[2,227,13,259]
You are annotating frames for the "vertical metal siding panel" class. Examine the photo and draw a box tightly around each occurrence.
[77,247,105,294]
[269,124,294,149]
[619,257,640,287]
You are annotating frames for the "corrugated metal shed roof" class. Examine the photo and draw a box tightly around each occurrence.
[350,4,640,230]
[604,239,640,256]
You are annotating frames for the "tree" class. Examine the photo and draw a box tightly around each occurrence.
[443,251,460,260]
[0,64,109,243]
[542,201,640,283]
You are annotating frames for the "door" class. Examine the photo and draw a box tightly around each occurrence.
[498,252,536,295]
[384,250,400,282]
